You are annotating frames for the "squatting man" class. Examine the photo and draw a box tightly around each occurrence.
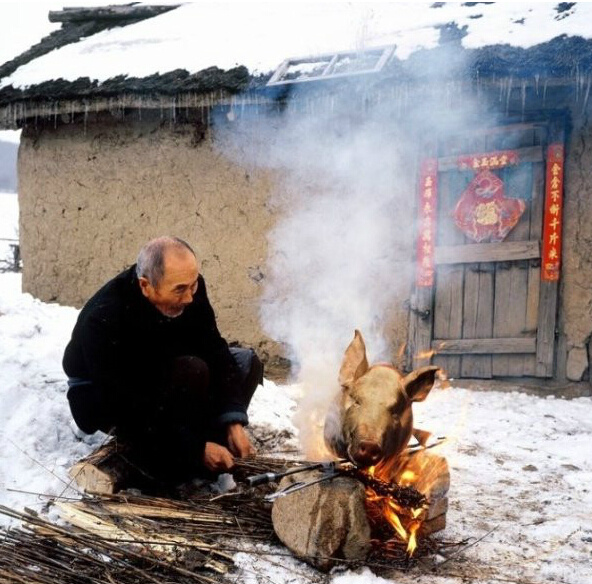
[63,236,263,484]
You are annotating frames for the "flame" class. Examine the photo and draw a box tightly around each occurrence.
[362,447,448,557]
[385,500,408,541]
[399,469,416,486]
[436,367,451,389]
[407,520,420,555]
[397,342,407,358]
[415,349,436,360]
[363,459,428,557]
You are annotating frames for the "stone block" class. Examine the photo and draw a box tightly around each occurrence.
[271,471,371,571]
[567,346,588,381]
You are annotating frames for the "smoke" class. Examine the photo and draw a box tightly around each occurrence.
[214,45,483,457]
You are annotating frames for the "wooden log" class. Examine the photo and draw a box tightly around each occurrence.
[391,450,450,502]
[49,5,179,24]
[53,501,230,572]
[435,240,540,265]
[68,440,138,494]
[419,513,446,537]
[432,336,536,355]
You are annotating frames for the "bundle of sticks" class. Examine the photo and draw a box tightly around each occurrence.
[0,455,435,583]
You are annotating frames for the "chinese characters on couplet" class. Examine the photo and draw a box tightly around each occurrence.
[457,150,519,171]
[542,144,564,282]
[416,159,438,287]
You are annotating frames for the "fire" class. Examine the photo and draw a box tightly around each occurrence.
[436,367,452,389]
[415,349,436,360]
[399,469,416,486]
[362,457,428,557]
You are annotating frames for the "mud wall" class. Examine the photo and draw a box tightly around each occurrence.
[18,113,280,358]
[562,116,592,381]
[16,111,415,371]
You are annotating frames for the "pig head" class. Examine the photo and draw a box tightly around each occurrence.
[324,330,439,468]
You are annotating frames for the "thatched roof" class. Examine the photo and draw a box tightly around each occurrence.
[0,4,180,82]
[2,3,592,128]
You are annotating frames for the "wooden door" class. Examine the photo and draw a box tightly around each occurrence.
[408,121,564,378]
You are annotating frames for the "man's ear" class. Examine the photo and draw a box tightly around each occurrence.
[339,330,369,388]
[138,276,152,298]
[403,366,439,402]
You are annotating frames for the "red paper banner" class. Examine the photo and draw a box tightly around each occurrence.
[416,158,438,287]
[541,143,565,282]
[457,149,519,171]
[452,169,526,243]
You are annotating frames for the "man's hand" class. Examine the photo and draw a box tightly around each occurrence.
[202,442,234,472]
[227,423,256,458]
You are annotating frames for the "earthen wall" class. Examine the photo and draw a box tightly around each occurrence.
[18,115,279,358]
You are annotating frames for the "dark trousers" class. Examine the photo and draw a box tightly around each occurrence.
[68,348,263,483]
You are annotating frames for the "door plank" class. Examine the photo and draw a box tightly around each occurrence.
[436,241,540,264]
[410,286,435,370]
[432,171,464,378]
[536,280,559,377]
[535,122,564,377]
[523,160,545,375]
[437,145,543,171]
[461,263,494,377]
[433,337,536,354]
[432,266,464,377]
[492,194,531,376]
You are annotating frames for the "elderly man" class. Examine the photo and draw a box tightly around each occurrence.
[63,236,262,484]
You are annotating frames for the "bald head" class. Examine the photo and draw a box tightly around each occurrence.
[136,237,200,318]
[136,236,196,287]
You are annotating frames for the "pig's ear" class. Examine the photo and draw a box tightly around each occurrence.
[339,329,369,388]
[403,366,439,402]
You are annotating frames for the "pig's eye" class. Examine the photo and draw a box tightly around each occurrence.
[344,394,360,409]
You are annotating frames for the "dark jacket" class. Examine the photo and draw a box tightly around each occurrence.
[63,265,244,456]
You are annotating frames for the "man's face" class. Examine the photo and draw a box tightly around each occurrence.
[139,249,199,318]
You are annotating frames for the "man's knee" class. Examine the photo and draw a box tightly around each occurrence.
[229,347,264,386]
[67,381,110,434]
[169,355,210,394]
[249,352,264,388]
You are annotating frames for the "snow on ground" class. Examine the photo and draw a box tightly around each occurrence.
[1,199,591,583]
[0,191,18,266]
[1,267,591,583]
[4,2,592,89]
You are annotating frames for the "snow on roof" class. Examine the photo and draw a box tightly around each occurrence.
[3,2,592,90]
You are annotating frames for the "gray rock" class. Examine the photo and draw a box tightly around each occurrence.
[566,346,588,381]
[271,470,371,571]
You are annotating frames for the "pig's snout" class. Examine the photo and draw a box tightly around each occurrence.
[350,439,383,467]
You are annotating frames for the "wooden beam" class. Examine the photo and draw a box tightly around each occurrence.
[49,5,179,24]
[535,118,565,378]
[437,145,543,172]
[435,240,540,265]
[409,286,435,369]
[536,281,558,376]
[432,337,536,354]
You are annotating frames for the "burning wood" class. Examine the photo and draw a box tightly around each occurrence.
[0,450,451,581]
[266,449,450,569]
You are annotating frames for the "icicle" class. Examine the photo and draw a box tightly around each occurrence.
[521,80,527,118]
[581,75,591,117]
[83,103,89,136]
[543,79,548,107]
[534,74,539,96]
[505,76,513,114]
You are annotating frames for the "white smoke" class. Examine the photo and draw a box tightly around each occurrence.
[214,46,482,456]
